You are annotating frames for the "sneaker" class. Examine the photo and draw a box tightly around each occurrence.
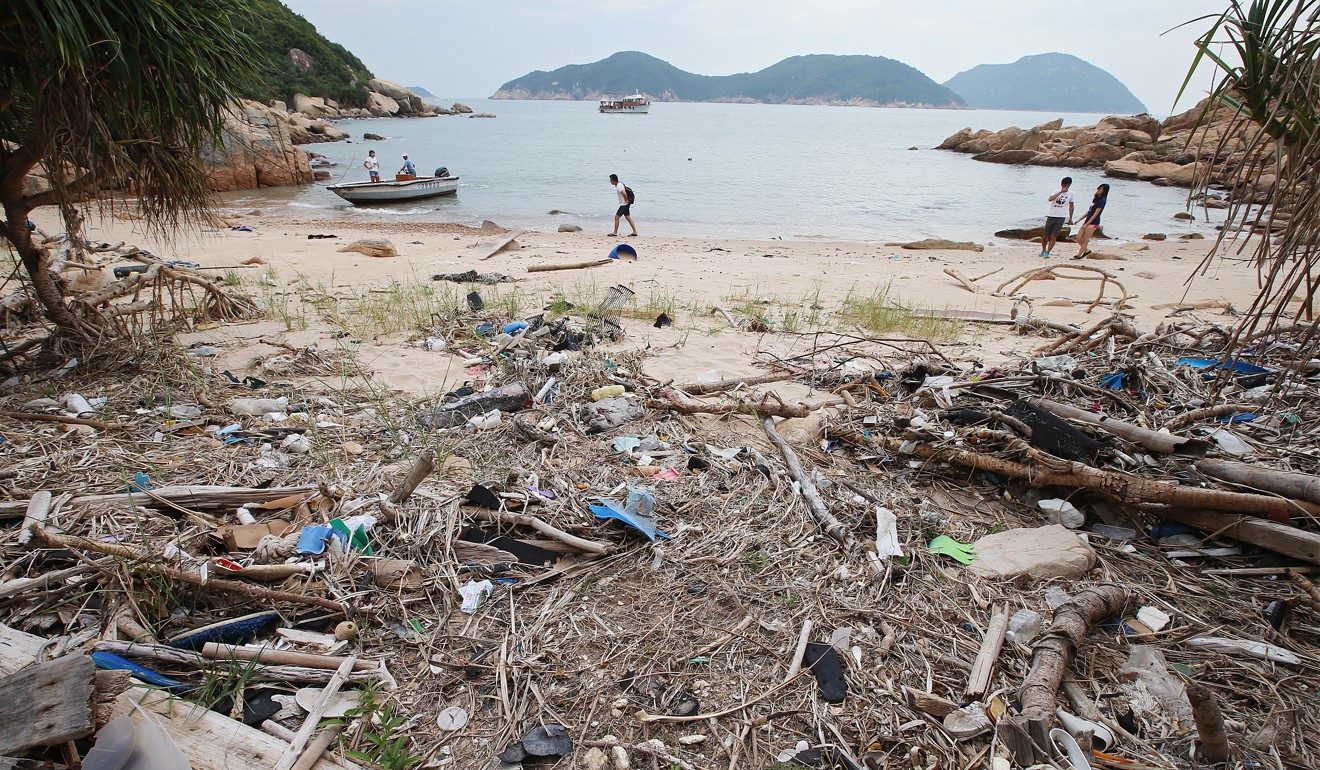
[1040,250,1050,258]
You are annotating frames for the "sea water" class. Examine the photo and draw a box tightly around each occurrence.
[223,99,1218,242]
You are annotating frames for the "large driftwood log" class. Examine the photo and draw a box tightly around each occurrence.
[1029,397,1209,457]
[1153,507,1320,564]
[1019,585,1130,748]
[762,417,853,547]
[677,371,795,395]
[1197,459,1320,505]
[0,485,312,518]
[468,509,613,555]
[865,434,1320,523]
[649,390,812,419]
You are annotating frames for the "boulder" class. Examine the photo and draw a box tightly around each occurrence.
[1173,212,1195,221]
[996,225,1071,241]
[1058,142,1127,166]
[270,99,288,113]
[451,102,474,114]
[367,77,414,103]
[292,93,334,119]
[338,238,398,258]
[202,100,314,191]
[287,113,349,144]
[1143,233,1167,241]
[1122,242,1150,252]
[1096,114,1161,139]
[972,149,1040,165]
[1165,162,1207,187]
[901,238,984,252]
[968,524,1097,581]
[365,91,400,117]
[557,224,583,233]
[1103,159,1143,179]
[363,133,385,141]
[1179,232,1206,240]
[287,48,317,71]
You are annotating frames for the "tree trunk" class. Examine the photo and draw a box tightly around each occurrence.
[2,202,82,330]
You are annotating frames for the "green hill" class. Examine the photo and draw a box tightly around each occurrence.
[492,51,965,107]
[943,53,1146,113]
[241,1,375,107]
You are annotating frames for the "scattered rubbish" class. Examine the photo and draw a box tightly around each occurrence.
[1005,609,1043,645]
[232,396,289,416]
[1038,498,1084,529]
[929,535,975,565]
[417,382,530,428]
[437,706,469,731]
[608,243,638,260]
[466,290,484,310]
[802,642,847,703]
[1136,606,1171,632]
[582,396,643,431]
[968,525,1096,581]
[459,579,494,613]
[654,312,672,328]
[1185,636,1301,664]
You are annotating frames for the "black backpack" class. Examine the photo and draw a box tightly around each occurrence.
[624,185,636,204]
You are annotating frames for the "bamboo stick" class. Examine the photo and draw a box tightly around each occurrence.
[965,605,1009,699]
[762,417,852,547]
[1030,397,1209,457]
[1198,458,1320,505]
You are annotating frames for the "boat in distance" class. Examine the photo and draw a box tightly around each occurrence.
[327,174,460,204]
[599,94,650,114]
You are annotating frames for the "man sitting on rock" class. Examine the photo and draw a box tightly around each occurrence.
[1042,176,1074,258]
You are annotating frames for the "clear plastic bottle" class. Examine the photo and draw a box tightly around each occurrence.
[1005,609,1043,644]
[232,396,289,416]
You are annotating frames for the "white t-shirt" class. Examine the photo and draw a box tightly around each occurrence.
[616,182,628,204]
[1048,189,1073,218]
[364,156,379,172]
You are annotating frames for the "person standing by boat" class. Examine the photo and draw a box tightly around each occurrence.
[609,173,637,237]
[399,154,417,178]
[1072,184,1109,259]
[1041,176,1074,258]
[363,150,380,182]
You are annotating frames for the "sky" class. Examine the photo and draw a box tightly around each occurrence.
[281,0,1229,114]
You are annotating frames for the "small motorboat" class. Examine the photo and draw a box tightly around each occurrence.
[599,94,650,114]
[327,173,460,205]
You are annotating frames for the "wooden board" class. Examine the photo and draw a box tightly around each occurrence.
[114,688,354,770]
[1164,508,1320,565]
[0,654,95,754]
[465,229,526,260]
[0,623,47,674]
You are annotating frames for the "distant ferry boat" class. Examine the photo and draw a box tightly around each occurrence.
[599,94,651,114]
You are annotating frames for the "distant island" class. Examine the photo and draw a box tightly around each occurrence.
[943,53,1146,113]
[408,86,436,98]
[492,51,966,108]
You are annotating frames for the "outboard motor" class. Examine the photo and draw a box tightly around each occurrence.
[434,167,450,178]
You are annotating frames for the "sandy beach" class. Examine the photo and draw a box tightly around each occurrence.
[39,204,1258,401]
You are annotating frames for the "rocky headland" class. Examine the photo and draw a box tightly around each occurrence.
[936,99,1264,201]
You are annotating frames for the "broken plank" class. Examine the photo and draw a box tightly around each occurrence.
[114,687,354,770]
[16,491,51,545]
[0,623,47,674]
[0,485,312,519]
[466,229,526,260]
[1160,508,1320,565]
[0,654,95,754]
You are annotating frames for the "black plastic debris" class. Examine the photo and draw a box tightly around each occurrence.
[307,234,338,239]
[466,290,484,310]
[654,312,672,328]
[464,484,503,510]
[459,526,559,567]
[669,692,700,717]
[521,724,573,756]
[803,642,847,703]
[1265,599,1290,630]
[1006,400,1104,463]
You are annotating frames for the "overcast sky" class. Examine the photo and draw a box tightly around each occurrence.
[282,0,1228,113]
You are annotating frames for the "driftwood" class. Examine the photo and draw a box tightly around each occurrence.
[0,653,96,754]
[526,259,612,273]
[650,392,808,419]
[1187,681,1231,764]
[30,529,350,614]
[388,449,435,505]
[995,264,1129,313]
[466,229,526,260]
[202,644,377,673]
[1153,507,1320,564]
[468,508,613,555]
[1165,403,1258,430]
[275,656,356,770]
[943,268,980,294]
[1197,459,1320,505]
[762,417,853,547]
[965,605,1008,699]
[1030,397,1210,457]
[868,434,1320,523]
[0,485,312,518]
[677,371,795,395]
[1018,585,1130,750]
[0,409,121,431]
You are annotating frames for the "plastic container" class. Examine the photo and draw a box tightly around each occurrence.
[467,409,503,430]
[1093,524,1137,541]
[417,382,529,428]
[591,384,626,401]
[1044,587,1070,610]
[232,396,289,416]
[423,337,447,352]
[608,243,638,260]
[62,393,95,417]
[502,321,529,334]
[1006,609,1043,644]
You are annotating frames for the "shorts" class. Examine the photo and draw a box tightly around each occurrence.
[1042,216,1066,237]
[616,204,631,216]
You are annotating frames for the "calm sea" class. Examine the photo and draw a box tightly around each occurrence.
[223,99,1217,242]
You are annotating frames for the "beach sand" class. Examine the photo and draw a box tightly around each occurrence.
[39,205,1257,399]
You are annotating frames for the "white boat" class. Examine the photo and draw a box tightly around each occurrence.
[327,174,460,204]
[599,94,651,114]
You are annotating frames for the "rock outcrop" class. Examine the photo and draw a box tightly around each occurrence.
[937,99,1269,195]
[203,101,315,192]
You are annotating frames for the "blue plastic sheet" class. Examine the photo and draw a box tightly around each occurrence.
[92,651,187,690]
[590,496,669,541]
[1176,357,1271,375]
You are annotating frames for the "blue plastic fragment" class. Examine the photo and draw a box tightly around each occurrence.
[590,497,669,541]
[128,471,151,493]
[502,321,528,334]
[296,525,345,555]
[1175,357,1271,375]
[92,651,188,690]
[1100,373,1125,390]
[1219,413,1258,424]
[475,323,495,335]
[168,610,280,650]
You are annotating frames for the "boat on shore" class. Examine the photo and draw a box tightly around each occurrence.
[599,94,650,114]
[327,174,460,205]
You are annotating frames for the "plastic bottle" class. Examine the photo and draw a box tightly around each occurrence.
[467,409,503,430]
[1044,587,1070,610]
[232,396,289,416]
[1005,609,1043,644]
[591,384,626,401]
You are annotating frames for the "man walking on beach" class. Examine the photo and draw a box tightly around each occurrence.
[609,174,637,237]
[364,150,380,182]
[1042,177,1074,258]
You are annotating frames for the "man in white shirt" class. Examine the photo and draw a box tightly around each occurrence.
[1042,177,1074,258]
[609,173,637,237]
[363,150,380,181]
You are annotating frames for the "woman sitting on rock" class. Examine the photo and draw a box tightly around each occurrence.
[1072,183,1109,259]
